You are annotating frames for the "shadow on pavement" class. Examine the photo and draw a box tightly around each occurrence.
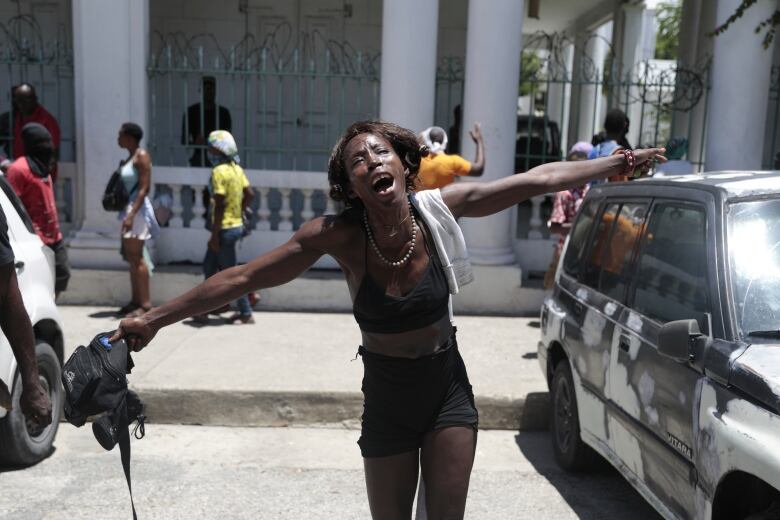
[88,310,120,319]
[514,432,661,519]
[182,317,228,328]
[527,320,541,329]
[0,446,57,474]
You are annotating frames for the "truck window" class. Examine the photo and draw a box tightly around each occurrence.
[598,203,648,302]
[580,203,621,290]
[632,203,710,328]
[562,200,598,278]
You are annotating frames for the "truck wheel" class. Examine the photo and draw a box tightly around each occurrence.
[551,360,599,471]
[0,341,62,466]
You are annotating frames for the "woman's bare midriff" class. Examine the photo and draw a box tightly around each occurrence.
[359,313,453,358]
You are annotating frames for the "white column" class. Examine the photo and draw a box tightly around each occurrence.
[577,27,610,143]
[763,26,780,168]
[705,0,775,171]
[458,0,524,265]
[618,4,656,147]
[379,0,439,132]
[68,0,149,268]
[687,0,717,169]
[670,0,702,140]
[546,43,574,154]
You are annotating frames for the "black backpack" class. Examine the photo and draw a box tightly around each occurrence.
[62,332,146,519]
[102,164,137,212]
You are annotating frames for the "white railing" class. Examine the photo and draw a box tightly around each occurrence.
[59,163,556,276]
[152,166,339,269]
[513,194,557,276]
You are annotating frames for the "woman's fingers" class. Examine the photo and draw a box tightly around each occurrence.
[109,325,124,342]
[636,147,667,164]
[109,319,151,351]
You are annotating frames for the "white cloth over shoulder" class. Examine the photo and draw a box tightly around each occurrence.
[410,188,474,294]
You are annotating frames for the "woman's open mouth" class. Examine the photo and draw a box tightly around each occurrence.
[372,174,395,195]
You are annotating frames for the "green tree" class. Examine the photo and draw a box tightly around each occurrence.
[655,2,682,60]
[711,0,780,49]
[519,51,542,97]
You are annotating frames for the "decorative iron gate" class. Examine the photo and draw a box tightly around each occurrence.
[517,31,710,173]
[148,25,381,171]
[0,14,74,160]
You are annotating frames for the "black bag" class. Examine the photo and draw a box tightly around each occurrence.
[62,332,146,519]
[102,164,137,212]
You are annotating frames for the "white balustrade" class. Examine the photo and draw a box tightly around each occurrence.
[256,187,271,231]
[325,194,337,215]
[278,188,293,231]
[151,166,336,268]
[527,195,546,239]
[301,188,315,222]
[190,183,206,230]
[169,184,184,228]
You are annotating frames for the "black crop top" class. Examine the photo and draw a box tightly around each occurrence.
[352,226,450,334]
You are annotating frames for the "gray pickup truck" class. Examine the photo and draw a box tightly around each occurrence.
[538,172,780,520]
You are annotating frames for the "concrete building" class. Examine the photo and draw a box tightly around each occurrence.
[1,0,777,313]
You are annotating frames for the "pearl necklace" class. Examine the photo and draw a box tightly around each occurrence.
[363,199,417,268]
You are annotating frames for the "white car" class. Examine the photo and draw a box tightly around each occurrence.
[0,177,63,466]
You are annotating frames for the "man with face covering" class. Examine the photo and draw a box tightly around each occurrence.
[5,123,70,298]
[6,84,61,180]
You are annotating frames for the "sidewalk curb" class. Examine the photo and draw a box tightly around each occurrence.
[134,388,551,431]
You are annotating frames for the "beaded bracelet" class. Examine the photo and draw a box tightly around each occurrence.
[620,148,636,176]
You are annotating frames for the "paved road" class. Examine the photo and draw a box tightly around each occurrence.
[0,424,661,519]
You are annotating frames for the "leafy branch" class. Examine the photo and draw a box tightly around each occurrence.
[710,0,780,49]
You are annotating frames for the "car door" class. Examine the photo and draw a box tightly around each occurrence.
[557,198,648,451]
[608,197,714,519]
[0,190,29,414]
[0,186,48,311]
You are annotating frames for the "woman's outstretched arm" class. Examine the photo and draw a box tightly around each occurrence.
[442,148,665,218]
[111,216,339,349]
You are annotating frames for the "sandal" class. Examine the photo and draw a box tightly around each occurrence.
[118,301,141,315]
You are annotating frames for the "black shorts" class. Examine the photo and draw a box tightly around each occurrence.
[47,240,70,293]
[357,334,478,458]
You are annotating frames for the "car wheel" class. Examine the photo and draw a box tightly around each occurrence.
[551,360,598,471]
[0,341,62,466]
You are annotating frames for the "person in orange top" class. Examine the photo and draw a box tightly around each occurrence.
[416,123,484,189]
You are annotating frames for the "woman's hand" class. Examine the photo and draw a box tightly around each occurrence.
[631,147,667,177]
[469,123,483,144]
[110,314,158,352]
[634,147,667,167]
[208,234,220,253]
[122,214,134,234]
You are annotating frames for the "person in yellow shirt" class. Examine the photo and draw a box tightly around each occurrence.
[416,123,484,189]
[195,130,256,324]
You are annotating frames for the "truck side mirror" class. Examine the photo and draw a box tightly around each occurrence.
[658,319,701,363]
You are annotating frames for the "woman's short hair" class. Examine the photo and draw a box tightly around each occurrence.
[327,120,429,208]
[120,122,144,143]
